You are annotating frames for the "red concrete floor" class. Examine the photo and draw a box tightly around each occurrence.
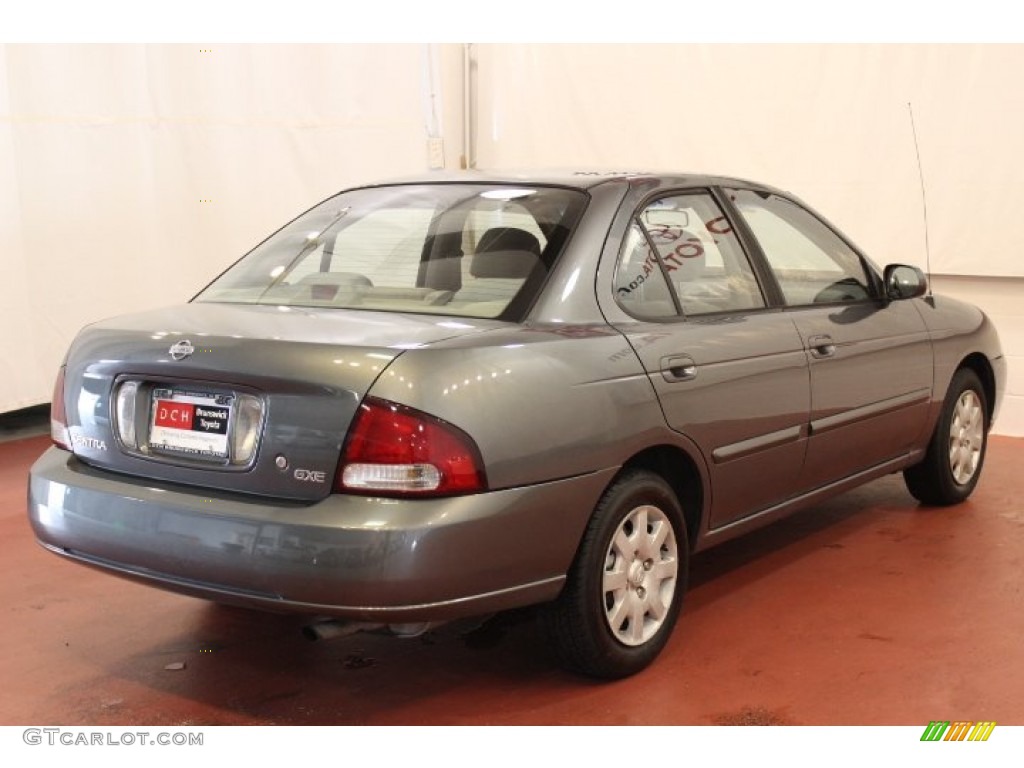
[2,434,1023,726]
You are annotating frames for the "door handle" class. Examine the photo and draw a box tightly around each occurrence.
[808,334,836,359]
[661,355,696,382]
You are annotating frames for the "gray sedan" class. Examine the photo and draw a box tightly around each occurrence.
[28,172,1005,678]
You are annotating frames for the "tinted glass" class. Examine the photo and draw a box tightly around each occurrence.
[729,189,873,305]
[614,223,679,318]
[615,191,765,318]
[195,184,588,319]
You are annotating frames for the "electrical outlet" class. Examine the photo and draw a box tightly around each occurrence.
[427,137,445,169]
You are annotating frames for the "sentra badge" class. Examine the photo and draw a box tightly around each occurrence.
[169,340,195,361]
[71,433,108,451]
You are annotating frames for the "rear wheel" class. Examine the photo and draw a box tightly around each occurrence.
[904,368,989,506]
[544,470,688,679]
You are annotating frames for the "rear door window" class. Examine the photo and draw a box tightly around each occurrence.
[614,191,766,318]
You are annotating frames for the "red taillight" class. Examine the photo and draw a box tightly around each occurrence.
[50,366,70,450]
[336,397,486,497]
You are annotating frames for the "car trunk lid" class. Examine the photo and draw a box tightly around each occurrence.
[61,303,494,501]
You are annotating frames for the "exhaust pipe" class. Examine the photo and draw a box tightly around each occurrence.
[388,622,434,637]
[302,620,382,642]
[302,620,436,642]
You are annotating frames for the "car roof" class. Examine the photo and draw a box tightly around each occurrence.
[353,169,788,195]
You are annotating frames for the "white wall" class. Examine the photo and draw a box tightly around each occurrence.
[474,43,1024,435]
[931,276,1024,436]
[3,43,1021,436]
[0,43,462,414]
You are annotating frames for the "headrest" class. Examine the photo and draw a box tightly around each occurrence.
[296,271,372,301]
[470,227,542,279]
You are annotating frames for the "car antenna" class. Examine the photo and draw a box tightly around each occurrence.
[907,102,934,300]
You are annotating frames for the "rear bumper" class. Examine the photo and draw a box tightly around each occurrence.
[28,447,612,621]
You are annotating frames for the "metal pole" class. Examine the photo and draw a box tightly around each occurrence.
[462,43,473,169]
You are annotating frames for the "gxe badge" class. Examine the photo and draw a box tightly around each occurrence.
[168,340,195,361]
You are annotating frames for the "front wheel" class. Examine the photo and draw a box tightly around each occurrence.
[904,368,989,506]
[544,470,688,679]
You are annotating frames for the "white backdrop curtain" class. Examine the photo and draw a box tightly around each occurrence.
[475,44,1024,278]
[0,43,453,414]
[3,43,1021,432]
[472,44,1024,436]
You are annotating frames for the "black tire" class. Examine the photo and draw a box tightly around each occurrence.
[543,469,688,679]
[904,368,989,506]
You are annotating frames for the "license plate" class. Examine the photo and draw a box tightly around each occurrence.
[150,389,233,459]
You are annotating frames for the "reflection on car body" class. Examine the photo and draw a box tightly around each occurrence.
[29,171,1005,678]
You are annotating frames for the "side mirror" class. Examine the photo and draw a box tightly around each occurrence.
[883,264,927,302]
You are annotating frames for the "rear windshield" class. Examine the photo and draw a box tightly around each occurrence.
[194,183,588,320]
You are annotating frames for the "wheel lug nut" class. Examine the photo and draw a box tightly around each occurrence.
[637,587,646,598]
[643,559,653,571]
